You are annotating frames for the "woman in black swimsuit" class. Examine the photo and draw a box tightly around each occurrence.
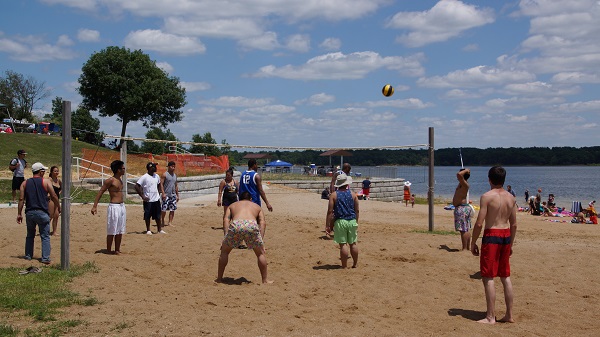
[48,166,62,236]
[217,167,239,222]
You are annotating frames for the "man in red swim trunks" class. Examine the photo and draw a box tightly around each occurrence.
[471,166,517,324]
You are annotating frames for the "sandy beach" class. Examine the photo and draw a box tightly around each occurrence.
[1,184,599,336]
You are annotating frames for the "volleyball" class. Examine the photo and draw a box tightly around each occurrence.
[382,84,394,97]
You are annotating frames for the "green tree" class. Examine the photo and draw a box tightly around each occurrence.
[43,96,64,124]
[0,70,50,121]
[140,127,177,154]
[189,132,221,156]
[72,106,104,145]
[78,46,187,148]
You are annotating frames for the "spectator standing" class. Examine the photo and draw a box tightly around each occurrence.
[161,161,179,227]
[9,149,28,203]
[135,162,166,234]
[17,162,60,264]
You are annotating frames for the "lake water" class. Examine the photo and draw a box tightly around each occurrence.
[354,166,598,208]
[237,165,599,208]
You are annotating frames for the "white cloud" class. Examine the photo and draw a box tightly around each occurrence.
[386,0,495,47]
[251,51,425,80]
[361,98,434,109]
[41,0,97,11]
[295,93,335,106]
[515,0,597,17]
[462,43,479,52]
[319,37,342,51]
[57,35,74,46]
[285,34,310,52]
[442,89,481,99]
[418,65,536,88]
[0,34,76,62]
[77,29,100,42]
[502,81,580,96]
[242,104,296,115]
[181,81,211,92]
[551,72,600,84]
[124,29,206,55]
[238,31,280,51]
[200,96,274,107]
[155,62,174,73]
[164,17,264,39]
[554,100,600,113]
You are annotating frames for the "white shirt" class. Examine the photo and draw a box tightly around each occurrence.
[137,173,161,202]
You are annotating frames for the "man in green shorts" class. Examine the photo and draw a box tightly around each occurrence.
[326,173,360,268]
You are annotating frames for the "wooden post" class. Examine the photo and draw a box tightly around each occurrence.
[428,127,435,231]
[120,141,128,200]
[61,101,72,270]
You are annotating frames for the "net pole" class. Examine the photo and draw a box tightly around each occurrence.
[61,101,72,270]
[120,141,128,200]
[428,127,435,231]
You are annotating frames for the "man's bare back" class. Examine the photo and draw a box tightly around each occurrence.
[452,169,470,207]
[478,188,516,230]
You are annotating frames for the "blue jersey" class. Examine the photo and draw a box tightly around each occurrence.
[239,170,260,206]
[334,189,356,220]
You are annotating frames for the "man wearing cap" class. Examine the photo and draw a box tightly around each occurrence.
[9,149,28,202]
[135,162,166,234]
[326,172,360,268]
[17,162,60,264]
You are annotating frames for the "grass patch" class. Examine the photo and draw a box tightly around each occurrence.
[411,229,458,235]
[0,323,18,336]
[0,262,99,322]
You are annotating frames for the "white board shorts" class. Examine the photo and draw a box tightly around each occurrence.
[107,203,126,235]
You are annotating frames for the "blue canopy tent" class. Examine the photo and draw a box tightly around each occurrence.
[264,160,293,173]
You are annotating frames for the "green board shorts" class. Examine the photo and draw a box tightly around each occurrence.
[333,218,358,244]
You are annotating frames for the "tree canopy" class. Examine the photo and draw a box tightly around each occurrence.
[189,132,223,156]
[78,46,186,148]
[141,127,178,154]
[0,70,50,122]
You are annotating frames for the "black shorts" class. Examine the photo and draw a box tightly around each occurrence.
[143,201,162,221]
[12,176,24,191]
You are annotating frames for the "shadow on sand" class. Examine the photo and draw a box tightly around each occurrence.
[216,277,252,285]
[438,244,460,252]
[312,264,343,270]
[447,308,486,321]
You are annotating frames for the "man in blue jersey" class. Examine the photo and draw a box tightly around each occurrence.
[239,159,273,212]
[16,162,60,264]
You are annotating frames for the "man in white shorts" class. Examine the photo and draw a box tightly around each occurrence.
[91,160,126,255]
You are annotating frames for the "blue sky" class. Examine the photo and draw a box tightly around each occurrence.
[2,0,599,150]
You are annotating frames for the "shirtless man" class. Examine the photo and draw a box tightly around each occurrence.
[453,168,473,250]
[216,191,272,284]
[471,166,517,324]
[91,160,126,255]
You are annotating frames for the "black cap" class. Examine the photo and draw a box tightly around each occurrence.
[17,149,27,155]
[146,162,158,170]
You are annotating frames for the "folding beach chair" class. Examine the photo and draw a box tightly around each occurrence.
[571,201,582,214]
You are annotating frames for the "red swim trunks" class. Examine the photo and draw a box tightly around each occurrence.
[480,228,511,278]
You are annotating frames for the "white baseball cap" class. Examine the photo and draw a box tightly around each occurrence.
[32,162,48,173]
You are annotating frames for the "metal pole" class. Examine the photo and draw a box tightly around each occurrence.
[61,101,72,270]
[428,127,435,231]
[120,141,127,200]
